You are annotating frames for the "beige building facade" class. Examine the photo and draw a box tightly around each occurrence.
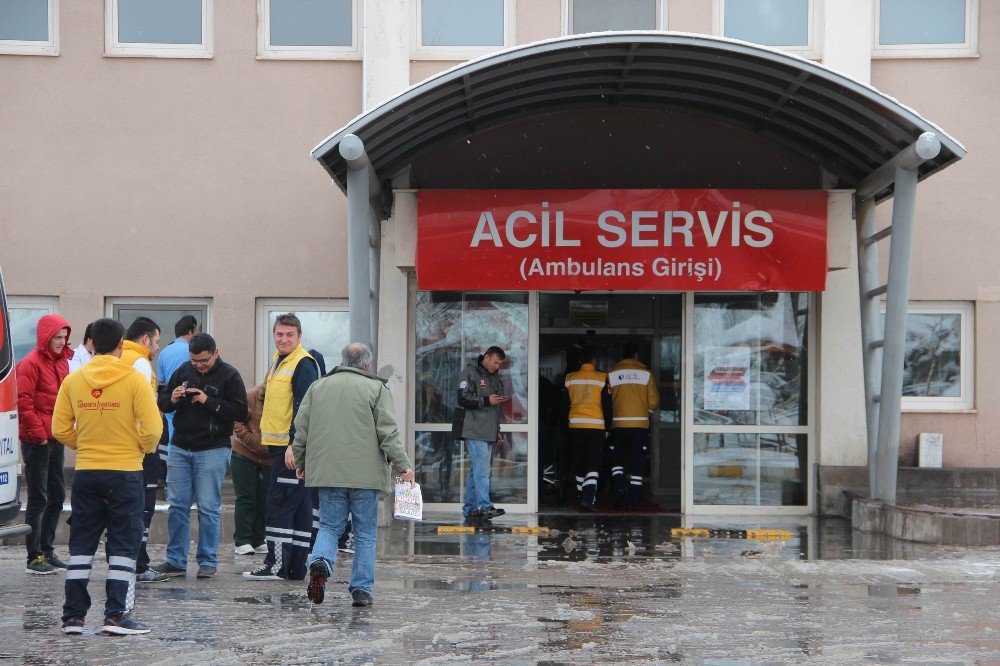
[1,0,995,513]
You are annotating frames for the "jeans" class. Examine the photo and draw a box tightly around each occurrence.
[165,446,230,568]
[22,440,66,561]
[62,470,143,621]
[308,488,379,595]
[462,439,493,516]
[231,451,269,548]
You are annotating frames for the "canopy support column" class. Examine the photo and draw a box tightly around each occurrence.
[341,134,382,362]
[855,132,941,502]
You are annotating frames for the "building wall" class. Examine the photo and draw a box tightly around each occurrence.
[1,0,994,470]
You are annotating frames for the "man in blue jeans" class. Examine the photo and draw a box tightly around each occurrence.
[292,343,414,607]
[456,346,509,522]
[152,333,247,579]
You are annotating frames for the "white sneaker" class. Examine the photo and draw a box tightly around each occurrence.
[234,544,255,555]
[254,544,269,554]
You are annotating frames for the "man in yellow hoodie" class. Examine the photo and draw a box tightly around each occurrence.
[51,318,163,636]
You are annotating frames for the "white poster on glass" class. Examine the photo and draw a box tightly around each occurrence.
[704,347,752,411]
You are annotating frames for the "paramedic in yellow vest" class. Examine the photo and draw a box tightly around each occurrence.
[608,342,660,511]
[243,313,320,581]
[118,317,168,583]
[564,348,612,512]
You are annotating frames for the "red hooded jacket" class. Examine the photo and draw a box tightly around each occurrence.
[16,314,73,444]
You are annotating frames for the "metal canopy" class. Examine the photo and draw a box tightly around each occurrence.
[312,32,965,200]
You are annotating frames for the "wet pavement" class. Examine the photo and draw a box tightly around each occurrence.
[2,512,999,664]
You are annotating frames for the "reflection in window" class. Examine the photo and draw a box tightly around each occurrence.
[114,307,205,351]
[694,293,809,426]
[879,0,966,45]
[901,312,961,398]
[570,0,657,33]
[694,432,806,506]
[0,0,49,41]
[266,310,349,371]
[723,0,809,46]
[420,0,504,47]
[416,431,527,505]
[9,307,53,363]
[269,0,352,46]
[117,0,203,44]
[415,292,529,425]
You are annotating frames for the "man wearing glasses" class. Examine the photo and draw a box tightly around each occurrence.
[151,333,248,579]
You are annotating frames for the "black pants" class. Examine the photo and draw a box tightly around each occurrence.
[262,446,317,581]
[232,451,269,548]
[136,452,161,574]
[610,428,648,500]
[22,440,66,561]
[570,429,605,503]
[62,470,143,621]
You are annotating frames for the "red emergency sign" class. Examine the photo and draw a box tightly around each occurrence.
[416,189,827,291]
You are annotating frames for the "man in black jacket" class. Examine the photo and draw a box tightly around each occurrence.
[151,333,248,579]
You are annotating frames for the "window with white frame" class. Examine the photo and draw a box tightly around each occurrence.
[105,0,213,58]
[714,0,822,58]
[257,0,360,60]
[107,298,211,351]
[255,299,349,382]
[412,0,514,60]
[0,0,59,56]
[874,0,978,58]
[882,302,975,411]
[7,296,59,362]
[566,0,664,34]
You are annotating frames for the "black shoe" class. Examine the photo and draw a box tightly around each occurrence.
[25,556,58,575]
[61,617,85,635]
[100,613,150,636]
[482,507,505,519]
[307,560,329,605]
[196,565,216,579]
[46,554,68,570]
[150,561,187,577]
[242,565,282,581]
[351,589,373,607]
[464,510,489,523]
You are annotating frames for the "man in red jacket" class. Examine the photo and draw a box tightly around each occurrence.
[17,314,73,575]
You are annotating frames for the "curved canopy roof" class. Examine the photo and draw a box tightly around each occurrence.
[312,32,964,199]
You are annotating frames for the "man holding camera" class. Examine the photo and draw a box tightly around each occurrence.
[152,333,247,579]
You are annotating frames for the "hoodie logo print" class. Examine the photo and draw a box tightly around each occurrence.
[91,388,103,399]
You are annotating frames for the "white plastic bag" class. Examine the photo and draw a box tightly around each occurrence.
[393,477,423,522]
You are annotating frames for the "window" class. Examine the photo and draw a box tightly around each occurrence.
[565,0,665,34]
[0,0,59,56]
[412,0,515,60]
[7,296,58,363]
[257,0,360,60]
[105,0,213,58]
[713,0,822,58]
[413,291,529,505]
[884,302,975,411]
[874,0,978,58]
[107,298,211,352]
[692,293,812,506]
[255,299,349,382]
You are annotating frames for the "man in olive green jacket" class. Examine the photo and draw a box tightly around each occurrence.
[292,343,414,608]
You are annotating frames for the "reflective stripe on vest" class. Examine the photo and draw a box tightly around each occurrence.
[260,344,313,446]
[566,364,607,430]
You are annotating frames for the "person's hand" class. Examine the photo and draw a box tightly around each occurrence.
[187,388,207,405]
[296,467,305,480]
[233,423,247,436]
[488,394,510,405]
[284,446,296,470]
[399,468,415,483]
[170,385,187,404]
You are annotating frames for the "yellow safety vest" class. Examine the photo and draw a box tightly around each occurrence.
[120,339,158,394]
[608,358,659,429]
[260,344,314,447]
[565,363,608,430]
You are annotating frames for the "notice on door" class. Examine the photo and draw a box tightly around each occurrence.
[704,347,752,411]
[417,189,827,291]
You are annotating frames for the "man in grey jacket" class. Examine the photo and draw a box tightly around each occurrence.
[292,343,414,607]
[456,346,509,522]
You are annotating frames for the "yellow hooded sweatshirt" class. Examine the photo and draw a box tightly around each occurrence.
[52,354,163,471]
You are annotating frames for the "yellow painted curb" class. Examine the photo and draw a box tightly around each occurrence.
[511,526,550,535]
[437,526,476,534]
